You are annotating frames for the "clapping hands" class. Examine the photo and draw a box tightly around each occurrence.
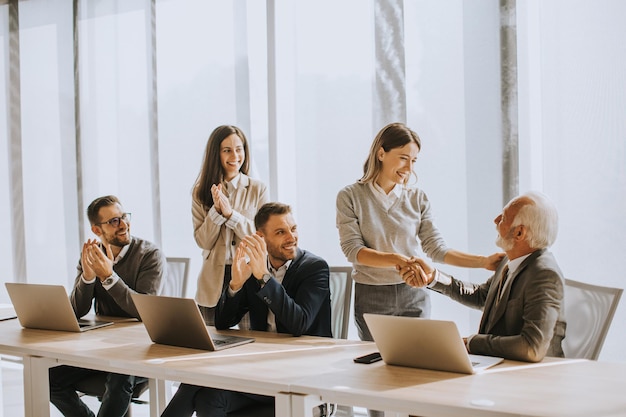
[230,234,270,291]
[211,183,233,219]
[81,239,114,281]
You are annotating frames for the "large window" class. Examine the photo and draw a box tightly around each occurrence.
[1,0,624,360]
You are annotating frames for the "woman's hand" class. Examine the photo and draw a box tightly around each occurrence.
[483,252,506,271]
[211,183,233,218]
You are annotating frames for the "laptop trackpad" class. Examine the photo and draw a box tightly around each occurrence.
[469,354,504,371]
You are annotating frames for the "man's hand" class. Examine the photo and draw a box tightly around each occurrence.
[81,241,97,280]
[82,239,114,281]
[398,257,435,287]
[230,234,270,291]
[241,234,270,279]
[230,243,252,291]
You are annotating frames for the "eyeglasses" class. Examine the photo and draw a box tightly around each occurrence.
[96,213,132,228]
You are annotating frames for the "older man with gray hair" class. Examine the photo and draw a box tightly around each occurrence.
[400,191,566,362]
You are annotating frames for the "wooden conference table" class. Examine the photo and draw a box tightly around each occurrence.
[289,356,626,417]
[0,316,373,417]
[1,314,626,417]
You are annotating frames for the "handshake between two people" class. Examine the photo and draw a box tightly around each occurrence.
[397,251,505,288]
[397,257,436,288]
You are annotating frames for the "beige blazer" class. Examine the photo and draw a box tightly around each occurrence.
[192,174,269,307]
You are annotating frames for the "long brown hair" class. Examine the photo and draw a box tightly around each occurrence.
[194,125,250,208]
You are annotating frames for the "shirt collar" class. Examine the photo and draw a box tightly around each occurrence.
[370,181,402,197]
[391,183,403,198]
[268,258,293,275]
[507,252,531,275]
[227,173,241,191]
[113,237,132,264]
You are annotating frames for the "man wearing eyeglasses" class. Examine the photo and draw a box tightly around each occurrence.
[49,195,167,417]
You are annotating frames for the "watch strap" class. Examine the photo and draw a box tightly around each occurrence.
[102,274,116,287]
[256,273,271,288]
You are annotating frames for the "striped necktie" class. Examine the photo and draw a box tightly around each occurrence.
[497,264,510,301]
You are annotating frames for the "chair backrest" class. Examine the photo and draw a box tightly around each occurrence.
[329,266,353,339]
[160,257,190,298]
[562,278,623,360]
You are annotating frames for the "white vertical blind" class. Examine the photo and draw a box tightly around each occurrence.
[0,0,624,361]
[517,0,626,362]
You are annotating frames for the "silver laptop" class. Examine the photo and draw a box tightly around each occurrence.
[130,293,254,351]
[364,313,503,374]
[5,282,114,332]
[0,306,17,321]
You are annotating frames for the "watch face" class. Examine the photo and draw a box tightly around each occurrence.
[103,278,114,285]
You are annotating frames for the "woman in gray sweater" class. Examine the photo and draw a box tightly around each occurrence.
[336,122,503,343]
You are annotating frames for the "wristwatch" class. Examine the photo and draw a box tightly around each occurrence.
[256,274,271,288]
[102,275,115,286]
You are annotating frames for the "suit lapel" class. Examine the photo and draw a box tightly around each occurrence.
[231,174,250,209]
[480,260,509,332]
[482,249,545,333]
[280,249,303,289]
[486,268,519,330]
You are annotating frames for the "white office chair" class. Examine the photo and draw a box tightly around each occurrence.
[160,257,191,298]
[324,266,354,417]
[329,266,353,340]
[562,278,623,360]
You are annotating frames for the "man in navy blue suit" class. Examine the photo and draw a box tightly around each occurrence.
[161,202,331,417]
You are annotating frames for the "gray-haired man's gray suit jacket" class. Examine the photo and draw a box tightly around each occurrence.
[430,248,566,362]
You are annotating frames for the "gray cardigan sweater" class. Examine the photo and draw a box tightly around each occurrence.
[70,237,166,319]
[336,182,449,285]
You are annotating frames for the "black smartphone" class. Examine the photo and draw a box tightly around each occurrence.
[353,351,382,364]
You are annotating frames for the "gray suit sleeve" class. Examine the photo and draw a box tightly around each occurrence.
[429,271,492,310]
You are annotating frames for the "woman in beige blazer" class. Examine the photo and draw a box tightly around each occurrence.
[192,125,269,324]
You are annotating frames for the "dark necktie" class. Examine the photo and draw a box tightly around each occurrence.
[497,264,510,301]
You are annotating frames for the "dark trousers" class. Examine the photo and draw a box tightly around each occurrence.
[161,383,274,417]
[49,365,146,417]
